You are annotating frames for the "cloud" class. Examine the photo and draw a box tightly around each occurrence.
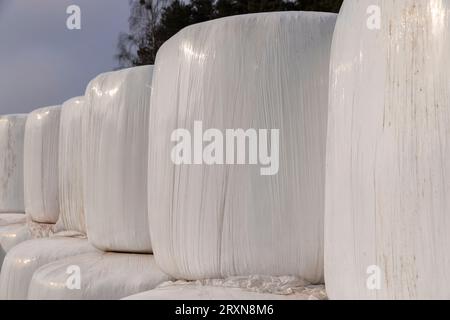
[0,0,130,115]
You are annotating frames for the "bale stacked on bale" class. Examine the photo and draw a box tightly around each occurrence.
[27,66,170,300]
[0,100,96,300]
[1,107,63,270]
[325,0,450,300]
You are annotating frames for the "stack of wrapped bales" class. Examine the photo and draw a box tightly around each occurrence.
[27,66,170,300]
[1,2,448,301]
[125,11,336,299]
[325,0,450,299]
[0,101,96,300]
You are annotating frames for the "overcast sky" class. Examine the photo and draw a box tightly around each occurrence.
[0,0,130,115]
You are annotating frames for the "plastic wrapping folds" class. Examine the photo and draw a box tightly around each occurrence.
[83,66,153,253]
[125,278,326,300]
[0,114,26,214]
[28,252,170,300]
[55,97,86,235]
[325,0,450,300]
[24,106,61,225]
[147,12,336,285]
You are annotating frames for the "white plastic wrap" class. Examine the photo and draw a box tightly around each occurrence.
[0,237,96,299]
[0,214,26,227]
[125,279,326,300]
[0,114,26,213]
[147,12,336,282]
[55,97,86,235]
[0,224,30,268]
[83,66,153,253]
[0,214,28,269]
[26,215,56,239]
[325,0,450,300]
[28,252,171,300]
[24,106,61,224]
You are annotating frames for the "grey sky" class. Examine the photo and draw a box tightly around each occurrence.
[0,0,130,115]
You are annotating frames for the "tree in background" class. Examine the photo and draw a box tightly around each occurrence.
[117,0,166,67]
[117,0,343,67]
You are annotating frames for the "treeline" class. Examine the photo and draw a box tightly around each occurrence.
[117,0,343,67]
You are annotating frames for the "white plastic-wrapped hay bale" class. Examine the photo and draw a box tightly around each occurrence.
[325,0,450,300]
[55,96,86,234]
[147,12,336,283]
[24,106,61,224]
[0,237,97,299]
[0,114,26,214]
[83,66,153,253]
[28,252,170,300]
